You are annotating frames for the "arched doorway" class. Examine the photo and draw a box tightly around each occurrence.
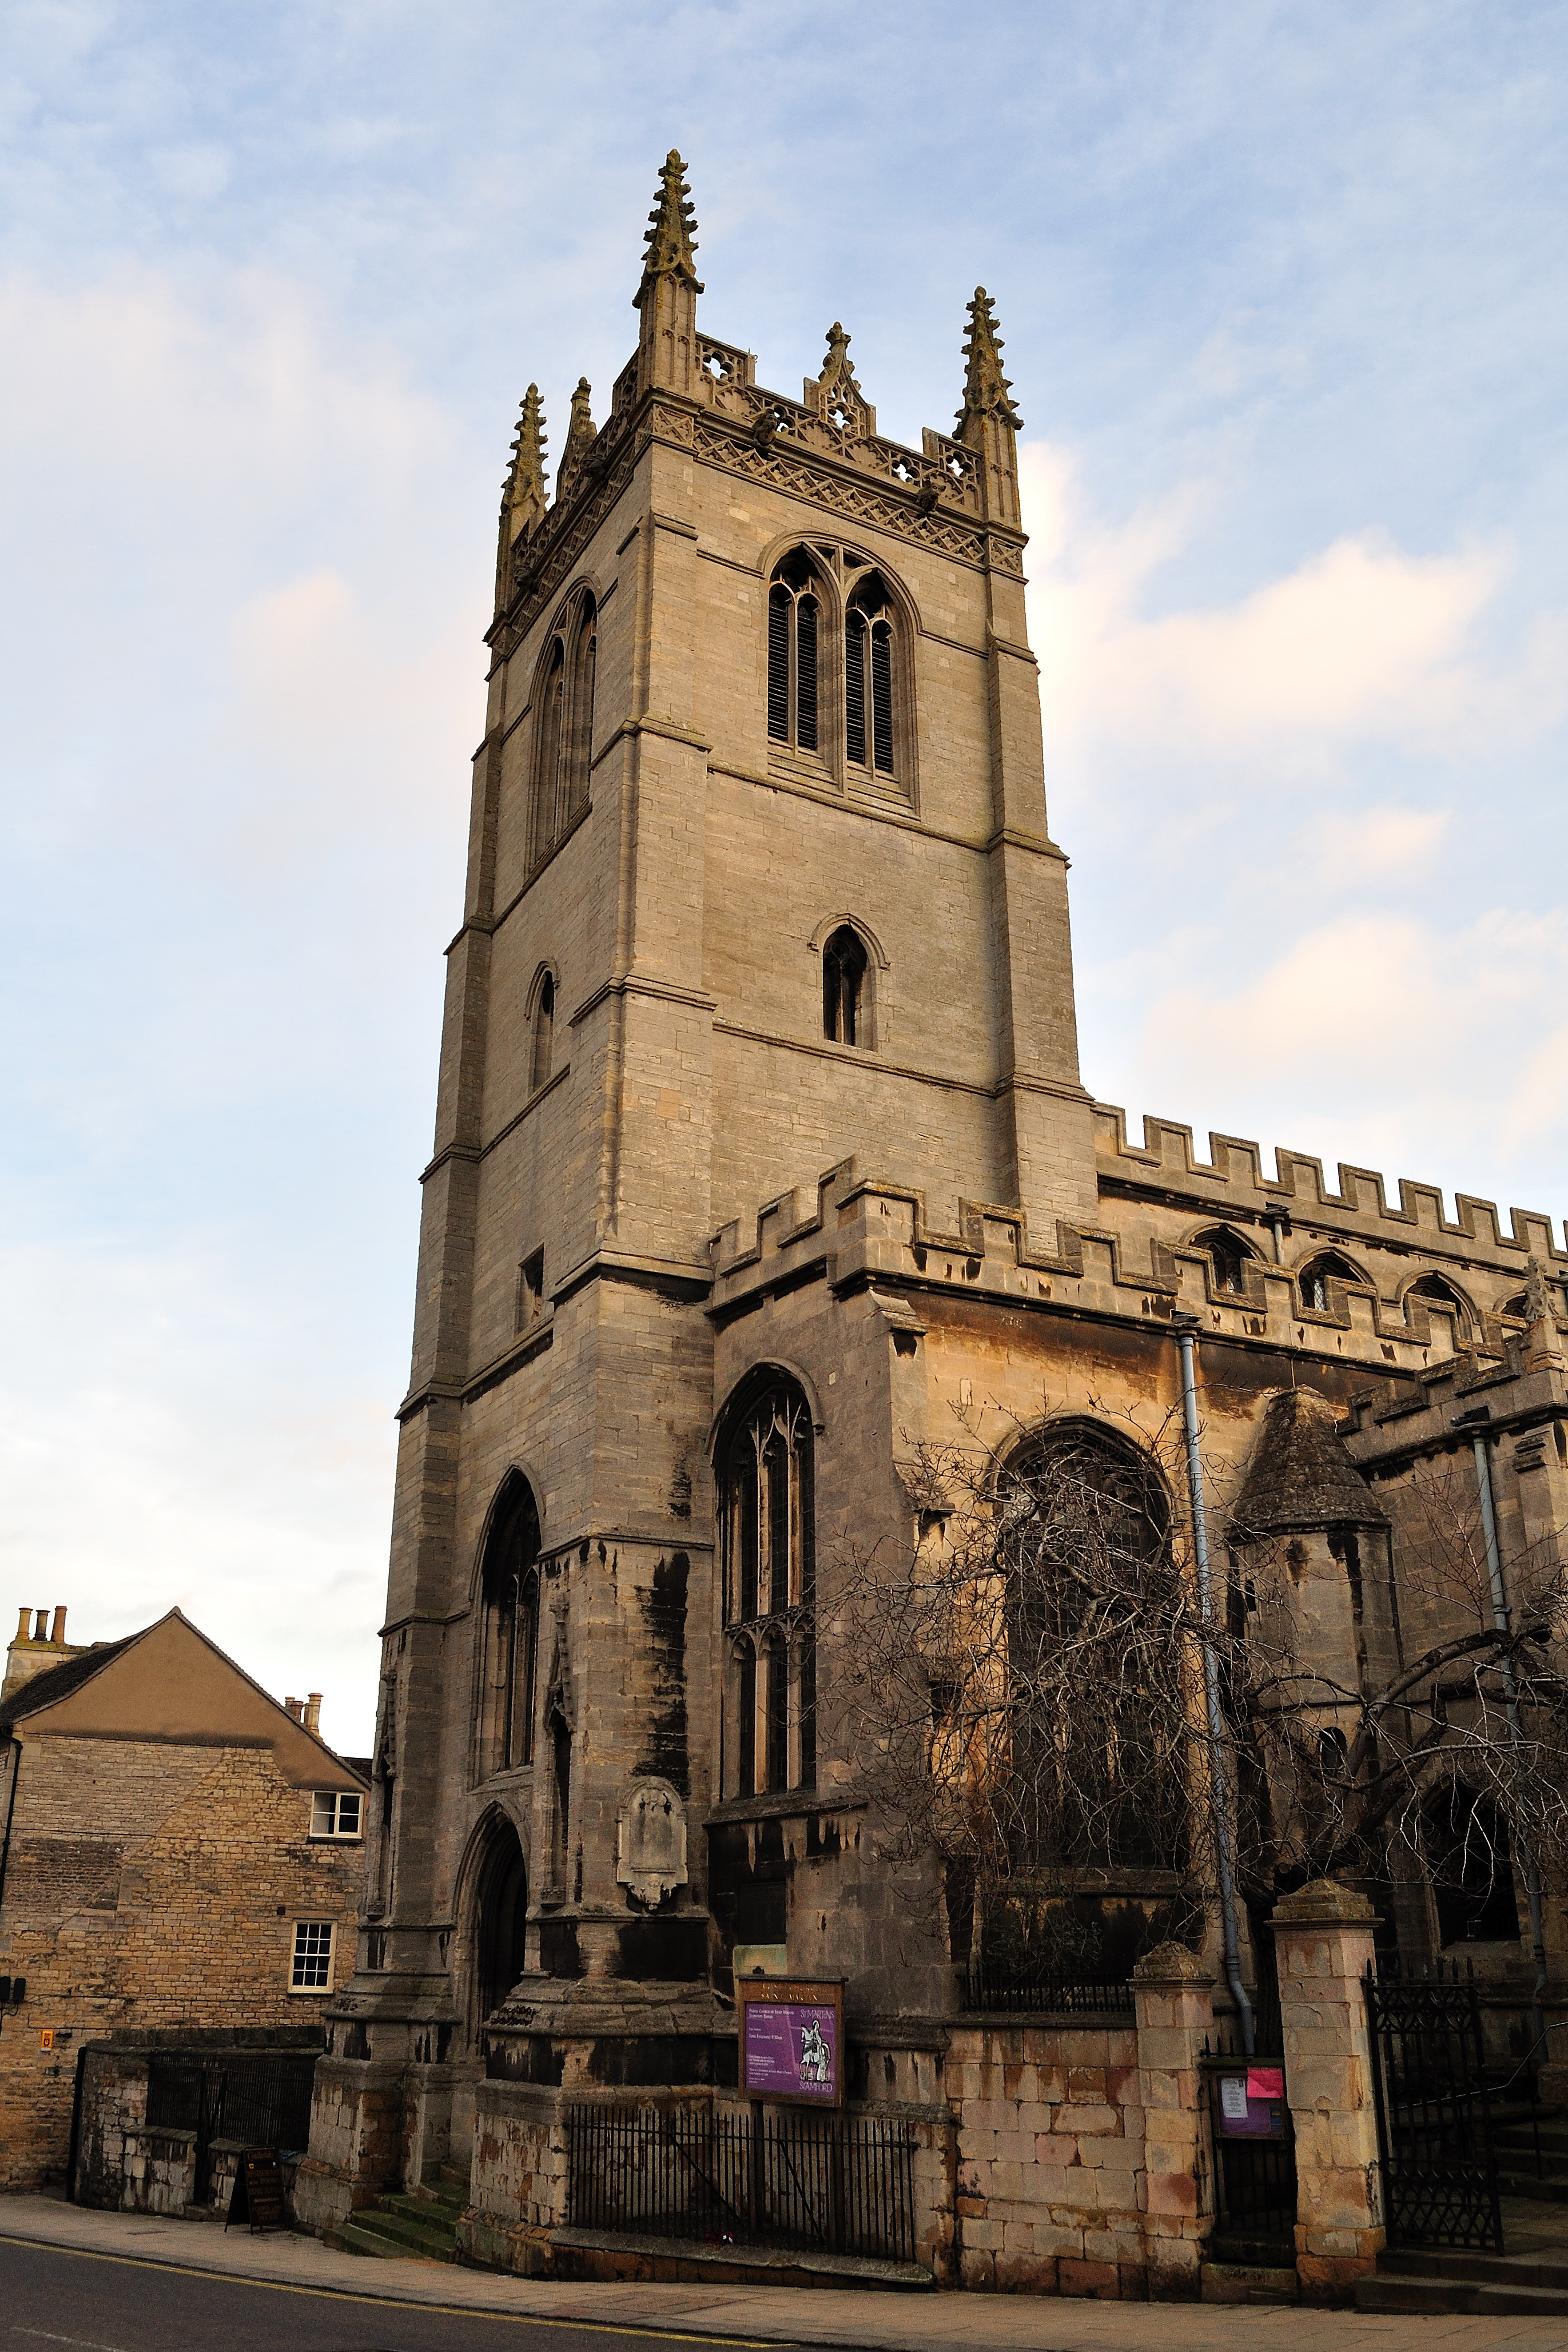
[473,1816,529,2031]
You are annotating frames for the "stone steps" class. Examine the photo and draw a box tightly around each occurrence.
[1357,2246,1568,2316]
[325,2186,460,2263]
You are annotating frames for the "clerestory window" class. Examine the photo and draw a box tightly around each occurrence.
[1296,1251,1363,1313]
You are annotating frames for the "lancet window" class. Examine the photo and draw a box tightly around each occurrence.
[530,591,596,865]
[767,551,821,754]
[719,1376,816,1799]
[822,925,869,1046]
[530,970,555,1093]
[475,1477,541,1779]
[845,572,896,778]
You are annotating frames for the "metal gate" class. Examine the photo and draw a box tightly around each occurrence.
[1363,1961,1503,2252]
[1203,2028,1298,2267]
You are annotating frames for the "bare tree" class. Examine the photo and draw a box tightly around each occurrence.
[826,1398,1568,1986]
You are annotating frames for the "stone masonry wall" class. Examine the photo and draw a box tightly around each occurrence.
[947,2022,1149,2297]
[0,1736,363,2188]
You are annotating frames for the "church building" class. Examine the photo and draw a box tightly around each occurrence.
[293,158,1568,2297]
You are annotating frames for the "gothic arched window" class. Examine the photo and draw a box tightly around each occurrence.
[767,551,821,755]
[845,571,897,778]
[1297,1251,1364,1313]
[1407,1271,1473,1339]
[718,1376,816,1798]
[476,1477,541,1780]
[530,591,596,864]
[530,971,555,1093]
[1192,1225,1256,1296]
[997,1420,1181,1873]
[822,924,869,1046]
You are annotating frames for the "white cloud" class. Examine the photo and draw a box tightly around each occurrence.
[1308,806,1449,885]
[1020,443,1568,763]
[1124,908,1568,1219]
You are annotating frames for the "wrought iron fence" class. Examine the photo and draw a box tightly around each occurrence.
[146,2054,317,2154]
[566,2102,916,2263]
[961,1965,1133,2016]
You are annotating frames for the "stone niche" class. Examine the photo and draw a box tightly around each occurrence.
[615,1779,687,1909]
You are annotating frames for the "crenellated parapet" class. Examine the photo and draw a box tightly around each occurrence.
[1095,1103,1567,1268]
[706,1156,1549,1379]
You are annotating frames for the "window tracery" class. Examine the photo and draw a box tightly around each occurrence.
[764,544,913,802]
[718,1377,816,1798]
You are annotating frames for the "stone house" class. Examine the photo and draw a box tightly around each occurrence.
[293,155,1568,2297]
[0,1605,368,2188]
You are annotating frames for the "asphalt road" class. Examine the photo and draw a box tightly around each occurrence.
[0,2240,785,2352]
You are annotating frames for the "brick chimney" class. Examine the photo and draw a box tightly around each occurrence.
[284,1697,304,1723]
[303,1694,322,1736]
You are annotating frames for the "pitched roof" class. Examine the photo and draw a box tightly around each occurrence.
[0,1635,137,1732]
[1233,1386,1388,1535]
[0,1609,363,1790]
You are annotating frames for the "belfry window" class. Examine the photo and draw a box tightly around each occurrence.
[530,592,596,863]
[719,1378,816,1798]
[845,573,896,777]
[822,925,868,1046]
[476,1477,541,1778]
[767,552,820,754]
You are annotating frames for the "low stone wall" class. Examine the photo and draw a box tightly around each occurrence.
[291,2057,405,2234]
[457,2079,575,2275]
[946,2020,1146,2296]
[121,2124,195,2215]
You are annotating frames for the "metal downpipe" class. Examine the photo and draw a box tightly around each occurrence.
[1173,1315,1254,2053]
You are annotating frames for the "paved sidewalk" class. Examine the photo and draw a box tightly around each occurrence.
[1,2194,1563,2351]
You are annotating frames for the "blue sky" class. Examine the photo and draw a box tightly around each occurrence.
[3,1,1565,1749]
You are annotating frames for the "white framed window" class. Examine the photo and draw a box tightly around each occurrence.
[310,1790,363,1840]
[290,1920,335,1992]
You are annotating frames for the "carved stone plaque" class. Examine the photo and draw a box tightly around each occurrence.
[615,1778,688,1908]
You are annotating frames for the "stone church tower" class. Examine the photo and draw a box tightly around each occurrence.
[295,156,1568,2262]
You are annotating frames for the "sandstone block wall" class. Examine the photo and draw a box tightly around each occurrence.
[0,1736,361,2188]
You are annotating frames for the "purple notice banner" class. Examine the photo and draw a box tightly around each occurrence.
[742,1998,839,2103]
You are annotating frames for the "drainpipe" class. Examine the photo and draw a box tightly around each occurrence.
[1454,1408,1549,2070]
[1173,1313,1254,2053]
[0,1738,21,1910]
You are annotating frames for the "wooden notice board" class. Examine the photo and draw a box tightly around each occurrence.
[226,2146,287,2232]
[737,1976,845,2109]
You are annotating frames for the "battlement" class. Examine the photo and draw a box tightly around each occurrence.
[707,1155,1546,1378]
[1093,1103,1567,1269]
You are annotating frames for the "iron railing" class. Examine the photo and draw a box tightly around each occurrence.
[961,1965,1133,2016]
[566,2102,916,2263]
[146,2054,317,2155]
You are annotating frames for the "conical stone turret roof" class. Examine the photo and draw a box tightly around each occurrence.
[1233,1386,1387,1534]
